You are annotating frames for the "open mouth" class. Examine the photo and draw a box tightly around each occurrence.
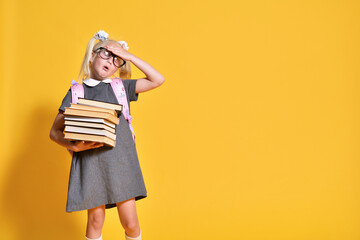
[103,66,109,71]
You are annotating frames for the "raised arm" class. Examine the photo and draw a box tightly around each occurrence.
[129,54,165,93]
[105,44,165,93]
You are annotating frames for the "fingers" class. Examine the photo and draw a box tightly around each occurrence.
[105,45,117,52]
[85,141,104,148]
[106,45,125,54]
[91,142,105,148]
[77,140,104,149]
[72,140,104,152]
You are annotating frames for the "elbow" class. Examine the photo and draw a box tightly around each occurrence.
[157,76,165,86]
[49,129,56,142]
[49,131,54,141]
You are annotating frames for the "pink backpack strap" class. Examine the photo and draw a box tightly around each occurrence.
[110,78,136,142]
[70,80,84,104]
[67,79,84,156]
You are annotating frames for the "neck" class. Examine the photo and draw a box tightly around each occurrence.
[89,75,106,81]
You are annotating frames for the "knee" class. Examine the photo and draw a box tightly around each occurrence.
[88,213,105,228]
[123,221,139,232]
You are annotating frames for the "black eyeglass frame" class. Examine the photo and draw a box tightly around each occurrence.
[93,47,126,68]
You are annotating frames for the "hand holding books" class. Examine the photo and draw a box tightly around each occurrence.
[64,98,123,148]
[70,140,105,152]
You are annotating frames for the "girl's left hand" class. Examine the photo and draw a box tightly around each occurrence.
[105,44,133,62]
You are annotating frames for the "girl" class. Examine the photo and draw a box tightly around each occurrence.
[50,30,165,240]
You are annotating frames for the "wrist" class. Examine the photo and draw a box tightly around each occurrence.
[128,53,136,63]
[67,140,77,152]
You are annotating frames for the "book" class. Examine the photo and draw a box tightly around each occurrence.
[64,108,119,125]
[64,116,116,128]
[64,120,115,133]
[65,125,116,140]
[78,98,123,112]
[70,103,117,116]
[64,132,115,147]
[63,98,122,147]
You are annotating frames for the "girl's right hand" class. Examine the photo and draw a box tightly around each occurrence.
[70,140,104,152]
[50,112,105,152]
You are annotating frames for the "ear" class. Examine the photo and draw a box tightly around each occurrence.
[90,52,95,63]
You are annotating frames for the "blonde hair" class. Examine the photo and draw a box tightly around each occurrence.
[77,38,132,82]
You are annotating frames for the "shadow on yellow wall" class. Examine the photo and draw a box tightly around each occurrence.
[1,106,83,239]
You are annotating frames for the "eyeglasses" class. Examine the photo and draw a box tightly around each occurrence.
[93,47,126,68]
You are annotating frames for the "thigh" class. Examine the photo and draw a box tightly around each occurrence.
[116,198,139,227]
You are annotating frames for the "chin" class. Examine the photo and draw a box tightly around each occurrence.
[104,73,114,78]
[99,72,112,79]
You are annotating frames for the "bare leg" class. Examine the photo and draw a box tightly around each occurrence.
[86,205,106,239]
[116,198,141,238]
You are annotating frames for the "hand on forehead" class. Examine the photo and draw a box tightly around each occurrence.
[105,41,120,48]
[104,43,128,59]
[105,41,127,51]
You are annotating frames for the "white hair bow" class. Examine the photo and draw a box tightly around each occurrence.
[94,30,109,41]
[94,30,129,50]
[118,41,129,50]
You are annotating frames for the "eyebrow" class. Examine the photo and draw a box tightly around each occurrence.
[106,49,120,58]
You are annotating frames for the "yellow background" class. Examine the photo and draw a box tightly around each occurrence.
[1,0,359,239]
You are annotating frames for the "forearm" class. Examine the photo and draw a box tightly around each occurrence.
[50,112,104,152]
[50,129,75,150]
[129,54,165,85]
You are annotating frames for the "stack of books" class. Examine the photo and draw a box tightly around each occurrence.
[63,98,123,147]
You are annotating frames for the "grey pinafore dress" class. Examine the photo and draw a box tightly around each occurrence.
[58,79,147,212]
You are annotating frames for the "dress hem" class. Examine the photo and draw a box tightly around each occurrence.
[65,191,147,213]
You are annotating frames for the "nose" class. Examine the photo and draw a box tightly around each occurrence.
[106,56,113,65]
